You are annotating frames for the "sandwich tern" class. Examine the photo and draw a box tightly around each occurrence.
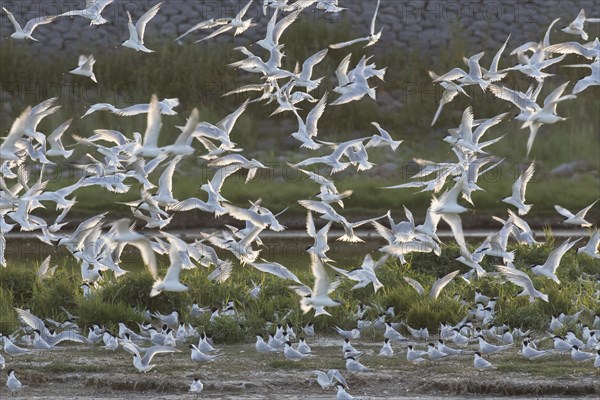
[3,7,57,41]
[554,199,598,227]
[121,2,163,52]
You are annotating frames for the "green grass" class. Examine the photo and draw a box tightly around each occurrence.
[2,242,598,342]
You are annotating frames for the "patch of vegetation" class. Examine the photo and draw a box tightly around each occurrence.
[5,241,599,343]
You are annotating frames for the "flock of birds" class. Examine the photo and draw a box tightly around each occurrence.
[1,0,600,397]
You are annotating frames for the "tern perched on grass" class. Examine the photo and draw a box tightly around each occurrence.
[6,369,22,391]
[473,352,496,370]
[121,2,163,52]
[3,7,57,41]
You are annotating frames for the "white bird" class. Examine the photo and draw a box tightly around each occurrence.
[564,59,600,94]
[121,2,162,52]
[284,341,310,361]
[290,93,327,150]
[249,260,303,284]
[571,345,596,362]
[384,322,407,342]
[330,0,382,49]
[334,327,360,340]
[477,335,513,354]
[473,352,495,370]
[554,199,598,227]
[195,0,255,43]
[299,253,341,314]
[502,161,535,215]
[345,357,372,372]
[578,229,600,259]
[176,18,232,41]
[402,270,460,300]
[58,0,114,25]
[496,265,548,302]
[531,238,580,284]
[561,9,600,40]
[190,344,219,363]
[329,253,384,292]
[424,343,449,362]
[255,335,278,353]
[150,237,188,297]
[108,219,157,279]
[189,378,203,393]
[3,7,57,41]
[6,369,22,391]
[366,122,403,151]
[521,340,552,360]
[297,338,311,354]
[0,335,31,356]
[429,70,470,126]
[69,55,97,82]
[379,338,393,357]
[123,343,178,372]
[408,344,430,362]
[83,98,179,117]
[336,385,355,400]
[313,369,347,390]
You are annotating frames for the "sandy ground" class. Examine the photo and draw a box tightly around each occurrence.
[1,337,598,399]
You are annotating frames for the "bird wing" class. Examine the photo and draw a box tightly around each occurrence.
[250,261,302,283]
[132,240,157,279]
[207,260,233,283]
[272,9,301,44]
[126,11,139,42]
[575,199,599,219]
[1,106,30,151]
[174,108,199,146]
[300,48,328,81]
[195,24,234,42]
[518,161,535,202]
[15,308,46,331]
[236,0,254,19]
[305,93,327,137]
[3,7,22,31]
[328,369,347,387]
[136,2,162,42]
[545,238,579,273]
[310,252,332,297]
[370,0,381,35]
[306,212,317,238]
[430,270,460,299]
[23,14,57,35]
[489,34,510,72]
[496,265,543,299]
[141,345,178,364]
[554,204,574,218]
[142,95,161,147]
[330,36,369,49]
[217,99,249,134]
[403,277,425,295]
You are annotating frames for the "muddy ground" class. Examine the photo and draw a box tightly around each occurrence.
[1,336,598,399]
